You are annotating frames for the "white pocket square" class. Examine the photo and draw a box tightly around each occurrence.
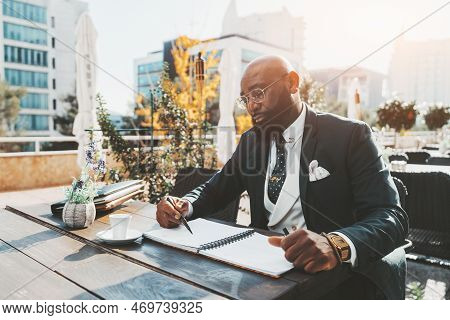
[309,160,331,182]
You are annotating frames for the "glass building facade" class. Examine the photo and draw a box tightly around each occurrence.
[20,92,48,109]
[4,45,48,66]
[2,0,47,24]
[137,61,163,97]
[5,68,48,88]
[3,22,47,45]
[15,114,49,131]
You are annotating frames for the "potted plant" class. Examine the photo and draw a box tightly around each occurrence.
[63,137,106,228]
[424,105,450,130]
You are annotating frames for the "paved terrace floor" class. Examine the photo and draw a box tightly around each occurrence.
[0,186,448,300]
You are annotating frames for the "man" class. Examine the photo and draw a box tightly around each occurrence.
[156,55,408,299]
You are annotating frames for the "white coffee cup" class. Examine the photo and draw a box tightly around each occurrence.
[109,214,132,239]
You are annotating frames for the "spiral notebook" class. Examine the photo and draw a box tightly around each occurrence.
[143,219,293,278]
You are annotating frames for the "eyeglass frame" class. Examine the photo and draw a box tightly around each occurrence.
[235,73,289,110]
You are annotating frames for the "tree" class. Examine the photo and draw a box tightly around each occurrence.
[299,74,327,111]
[53,95,78,135]
[97,67,216,203]
[0,81,26,135]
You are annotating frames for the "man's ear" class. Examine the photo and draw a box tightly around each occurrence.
[288,71,300,94]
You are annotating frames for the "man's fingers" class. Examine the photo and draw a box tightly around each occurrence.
[285,241,313,263]
[303,257,328,274]
[162,210,181,224]
[268,236,283,247]
[281,229,309,251]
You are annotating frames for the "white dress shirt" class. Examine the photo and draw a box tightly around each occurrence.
[185,103,357,267]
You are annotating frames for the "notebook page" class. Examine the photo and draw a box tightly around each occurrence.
[201,232,294,276]
[143,218,251,252]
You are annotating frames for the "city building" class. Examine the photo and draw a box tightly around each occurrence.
[309,66,386,109]
[389,37,450,105]
[222,0,304,61]
[0,0,88,136]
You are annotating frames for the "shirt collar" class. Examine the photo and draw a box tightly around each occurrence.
[282,102,306,146]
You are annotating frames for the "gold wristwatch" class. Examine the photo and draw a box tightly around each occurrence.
[326,233,351,262]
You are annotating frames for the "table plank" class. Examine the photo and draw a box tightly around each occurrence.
[0,241,97,300]
[6,203,301,299]
[0,209,223,300]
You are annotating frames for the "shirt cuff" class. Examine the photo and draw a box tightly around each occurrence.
[330,232,358,267]
[182,198,194,219]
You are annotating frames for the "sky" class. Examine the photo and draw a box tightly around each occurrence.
[86,0,450,115]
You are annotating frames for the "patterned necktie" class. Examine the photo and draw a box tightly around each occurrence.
[268,134,286,204]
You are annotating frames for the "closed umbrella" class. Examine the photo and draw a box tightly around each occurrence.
[72,13,101,168]
[217,47,239,165]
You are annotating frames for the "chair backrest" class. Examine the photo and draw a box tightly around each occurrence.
[170,167,241,223]
[405,151,431,164]
[392,176,408,209]
[422,146,439,151]
[391,171,450,233]
[389,154,408,163]
[426,157,450,166]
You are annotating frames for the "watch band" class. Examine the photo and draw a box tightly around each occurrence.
[321,232,342,265]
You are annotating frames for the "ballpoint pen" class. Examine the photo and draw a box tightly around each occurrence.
[166,197,193,235]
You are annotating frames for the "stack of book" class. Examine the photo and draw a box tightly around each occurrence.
[51,180,145,217]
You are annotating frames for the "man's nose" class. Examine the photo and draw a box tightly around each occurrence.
[247,100,260,115]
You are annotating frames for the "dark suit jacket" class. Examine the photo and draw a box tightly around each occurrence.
[184,105,409,299]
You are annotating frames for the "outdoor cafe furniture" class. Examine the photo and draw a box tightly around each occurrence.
[1,199,351,300]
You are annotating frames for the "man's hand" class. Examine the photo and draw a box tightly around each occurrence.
[268,229,338,273]
[156,196,190,229]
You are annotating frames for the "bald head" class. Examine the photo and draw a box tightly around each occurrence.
[241,55,295,87]
[239,55,302,130]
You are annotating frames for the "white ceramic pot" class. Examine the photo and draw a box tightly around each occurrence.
[62,202,96,228]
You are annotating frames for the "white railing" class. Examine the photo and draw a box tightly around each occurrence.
[0,134,220,157]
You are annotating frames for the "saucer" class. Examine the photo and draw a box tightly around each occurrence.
[96,229,143,245]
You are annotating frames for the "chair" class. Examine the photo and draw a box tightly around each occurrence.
[422,146,439,151]
[426,157,450,166]
[392,177,414,253]
[391,171,450,259]
[392,176,407,210]
[389,153,408,163]
[169,167,241,223]
[405,151,430,164]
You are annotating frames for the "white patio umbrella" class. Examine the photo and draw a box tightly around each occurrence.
[347,77,362,120]
[72,13,101,168]
[217,47,239,165]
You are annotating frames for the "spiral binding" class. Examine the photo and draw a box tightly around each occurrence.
[198,229,255,251]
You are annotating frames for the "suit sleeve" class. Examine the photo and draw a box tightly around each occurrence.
[334,123,409,271]
[182,132,248,219]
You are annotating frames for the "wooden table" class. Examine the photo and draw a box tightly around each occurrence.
[392,164,450,174]
[1,200,351,300]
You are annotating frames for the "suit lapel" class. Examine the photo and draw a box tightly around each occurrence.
[299,106,318,209]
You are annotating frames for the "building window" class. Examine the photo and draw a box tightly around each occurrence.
[51,37,55,48]
[3,22,47,45]
[20,93,49,110]
[5,68,48,88]
[51,16,55,28]
[137,61,164,74]
[53,99,56,110]
[52,79,56,89]
[52,57,55,69]
[4,45,48,67]
[15,114,49,131]
[2,0,47,24]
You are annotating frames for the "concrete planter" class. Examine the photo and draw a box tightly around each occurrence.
[62,202,96,229]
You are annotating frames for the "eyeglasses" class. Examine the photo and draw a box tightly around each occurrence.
[235,73,288,110]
